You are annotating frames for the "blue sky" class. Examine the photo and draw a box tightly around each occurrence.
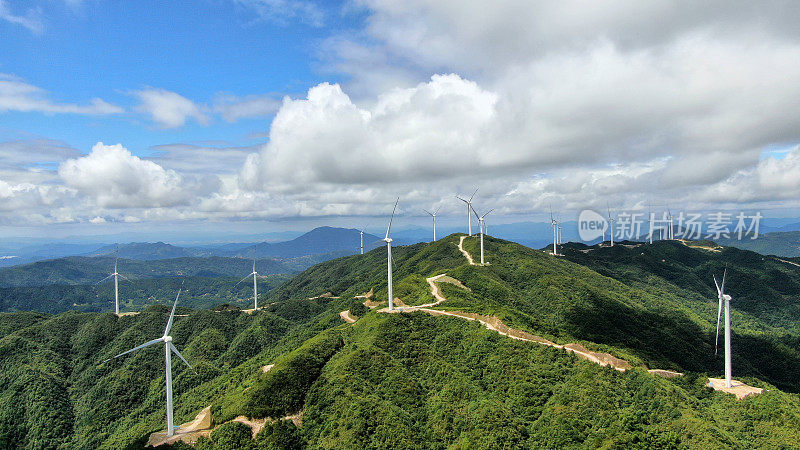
[0,0,354,153]
[2,1,800,242]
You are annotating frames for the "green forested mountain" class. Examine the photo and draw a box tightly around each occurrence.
[0,274,290,314]
[0,255,325,288]
[716,230,800,258]
[2,234,800,449]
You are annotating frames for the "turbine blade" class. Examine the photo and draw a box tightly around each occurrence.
[234,274,251,286]
[385,197,399,239]
[456,196,468,203]
[482,209,494,218]
[469,188,478,202]
[713,275,721,295]
[117,274,130,282]
[96,274,114,285]
[164,285,182,336]
[423,209,432,216]
[103,337,164,363]
[434,206,441,214]
[721,268,727,294]
[169,342,197,374]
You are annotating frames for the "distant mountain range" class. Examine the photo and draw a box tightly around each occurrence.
[86,226,383,260]
[4,220,800,270]
[715,231,800,257]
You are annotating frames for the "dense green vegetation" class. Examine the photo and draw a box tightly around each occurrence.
[0,275,290,314]
[2,234,800,448]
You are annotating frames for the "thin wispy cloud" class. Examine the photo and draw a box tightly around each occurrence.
[233,0,325,27]
[133,88,209,129]
[0,0,43,34]
[0,74,122,115]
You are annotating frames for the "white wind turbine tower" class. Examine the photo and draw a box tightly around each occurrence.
[558,224,563,248]
[472,207,493,265]
[104,286,194,437]
[607,205,616,247]
[423,207,440,242]
[550,208,560,256]
[384,198,399,311]
[97,257,128,315]
[359,229,365,254]
[235,259,259,309]
[667,207,675,240]
[714,269,734,388]
[456,188,478,236]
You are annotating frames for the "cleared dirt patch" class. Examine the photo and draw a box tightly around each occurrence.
[339,310,357,323]
[308,292,340,300]
[649,369,684,378]
[707,378,764,399]
[147,405,213,447]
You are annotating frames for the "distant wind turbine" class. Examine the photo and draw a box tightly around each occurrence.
[359,229,365,254]
[667,207,674,240]
[103,285,195,437]
[384,198,399,311]
[235,260,259,309]
[607,204,616,247]
[456,188,478,236]
[550,207,560,256]
[714,269,734,388]
[423,207,440,242]
[472,207,493,265]
[97,257,128,315]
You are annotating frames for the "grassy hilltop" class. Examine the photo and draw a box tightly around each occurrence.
[2,234,800,448]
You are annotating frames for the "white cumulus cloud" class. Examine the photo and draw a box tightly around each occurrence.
[58,142,187,208]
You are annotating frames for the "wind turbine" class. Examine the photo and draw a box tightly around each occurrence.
[359,229,365,254]
[235,260,259,309]
[97,257,128,315]
[103,286,194,437]
[667,207,674,240]
[558,224,563,249]
[384,198,399,311]
[423,207,440,242]
[550,208,559,256]
[456,188,478,236]
[607,204,616,247]
[714,269,733,388]
[472,207,493,265]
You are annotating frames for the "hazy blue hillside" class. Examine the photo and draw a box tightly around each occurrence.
[0,256,311,288]
[88,242,209,259]
[229,227,382,258]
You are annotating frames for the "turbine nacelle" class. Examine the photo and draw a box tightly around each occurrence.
[163,335,173,342]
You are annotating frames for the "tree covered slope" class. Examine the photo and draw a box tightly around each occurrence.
[2,234,800,448]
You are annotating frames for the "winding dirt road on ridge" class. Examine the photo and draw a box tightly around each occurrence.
[457,236,477,265]
[339,237,764,398]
